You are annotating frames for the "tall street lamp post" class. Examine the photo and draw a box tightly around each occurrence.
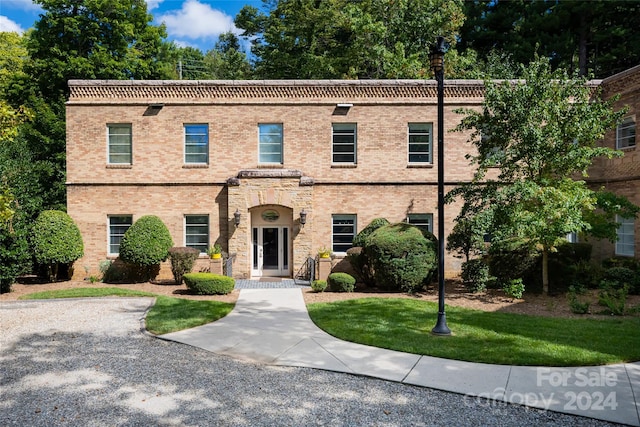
[430,36,451,336]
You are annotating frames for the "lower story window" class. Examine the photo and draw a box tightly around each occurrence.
[407,213,433,233]
[109,215,132,255]
[332,214,356,253]
[185,215,209,254]
[615,216,635,257]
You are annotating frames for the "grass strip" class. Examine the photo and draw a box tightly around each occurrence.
[19,287,234,335]
[307,298,640,366]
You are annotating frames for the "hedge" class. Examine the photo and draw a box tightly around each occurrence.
[183,273,235,295]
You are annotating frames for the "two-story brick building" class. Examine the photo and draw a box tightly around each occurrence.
[66,71,638,281]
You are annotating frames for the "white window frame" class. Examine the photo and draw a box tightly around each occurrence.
[107,124,132,164]
[408,123,432,164]
[185,215,210,254]
[258,123,283,164]
[407,213,433,233]
[332,123,357,164]
[615,215,635,257]
[332,214,356,253]
[184,124,209,164]
[108,215,132,256]
[616,116,636,149]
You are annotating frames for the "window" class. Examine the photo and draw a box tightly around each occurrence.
[108,215,132,255]
[615,216,635,257]
[332,123,357,163]
[185,215,209,254]
[566,232,578,243]
[185,124,208,164]
[108,124,132,164]
[408,123,432,164]
[332,214,356,253]
[407,213,433,233]
[616,117,636,149]
[259,123,283,163]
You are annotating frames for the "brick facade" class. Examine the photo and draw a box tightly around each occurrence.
[66,74,639,280]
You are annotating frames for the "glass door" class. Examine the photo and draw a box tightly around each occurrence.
[252,226,289,277]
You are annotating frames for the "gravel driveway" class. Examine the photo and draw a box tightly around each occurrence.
[0,298,620,426]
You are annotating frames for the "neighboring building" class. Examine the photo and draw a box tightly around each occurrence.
[66,71,639,281]
[587,64,639,261]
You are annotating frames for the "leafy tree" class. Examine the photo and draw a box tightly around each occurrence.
[30,210,84,282]
[0,216,31,293]
[1,0,173,224]
[459,1,640,78]
[203,32,253,79]
[119,215,173,282]
[235,0,465,79]
[448,57,639,294]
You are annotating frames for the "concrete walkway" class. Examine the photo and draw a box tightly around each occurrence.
[160,288,640,426]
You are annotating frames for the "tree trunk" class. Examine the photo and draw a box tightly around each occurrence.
[578,12,589,76]
[542,249,549,295]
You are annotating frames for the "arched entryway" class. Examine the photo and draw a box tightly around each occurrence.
[250,205,292,277]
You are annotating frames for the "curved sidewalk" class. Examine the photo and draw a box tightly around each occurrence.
[160,288,640,426]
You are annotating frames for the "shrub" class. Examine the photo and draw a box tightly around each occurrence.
[168,247,200,284]
[503,278,525,299]
[0,221,31,293]
[602,267,639,294]
[30,210,84,282]
[328,272,355,292]
[487,239,538,286]
[364,223,437,293]
[119,215,173,282]
[183,273,235,295]
[311,279,328,292]
[567,286,590,314]
[598,280,628,315]
[349,218,390,286]
[461,259,490,293]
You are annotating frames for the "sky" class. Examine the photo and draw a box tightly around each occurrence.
[0,0,263,52]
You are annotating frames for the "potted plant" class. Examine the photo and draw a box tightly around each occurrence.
[207,244,222,259]
[318,247,331,258]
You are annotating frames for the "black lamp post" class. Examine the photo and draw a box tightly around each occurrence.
[430,36,451,336]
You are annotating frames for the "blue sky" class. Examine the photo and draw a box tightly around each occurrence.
[0,0,263,52]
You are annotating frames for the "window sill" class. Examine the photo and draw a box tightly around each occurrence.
[331,164,357,169]
[407,164,433,168]
[106,164,132,169]
[183,164,209,169]
[257,164,284,169]
[616,145,636,151]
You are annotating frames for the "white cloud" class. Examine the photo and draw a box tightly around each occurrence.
[0,16,24,33]
[145,0,164,11]
[156,0,238,41]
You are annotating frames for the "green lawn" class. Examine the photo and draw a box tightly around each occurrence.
[307,298,640,366]
[19,288,234,335]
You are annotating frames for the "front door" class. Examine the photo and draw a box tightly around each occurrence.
[252,226,289,277]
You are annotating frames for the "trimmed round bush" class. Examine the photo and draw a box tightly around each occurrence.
[168,247,200,285]
[461,258,490,293]
[348,218,390,286]
[364,223,437,293]
[30,210,84,282]
[119,215,173,281]
[311,279,327,292]
[183,272,235,295]
[328,272,356,292]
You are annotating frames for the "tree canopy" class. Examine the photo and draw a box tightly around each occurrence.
[447,57,639,293]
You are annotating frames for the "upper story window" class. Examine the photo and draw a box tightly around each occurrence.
[332,123,357,164]
[108,215,132,255]
[259,123,283,164]
[108,124,132,164]
[615,215,635,257]
[185,215,209,254]
[407,213,433,233]
[332,214,356,253]
[616,116,636,149]
[408,123,432,164]
[185,124,209,164]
